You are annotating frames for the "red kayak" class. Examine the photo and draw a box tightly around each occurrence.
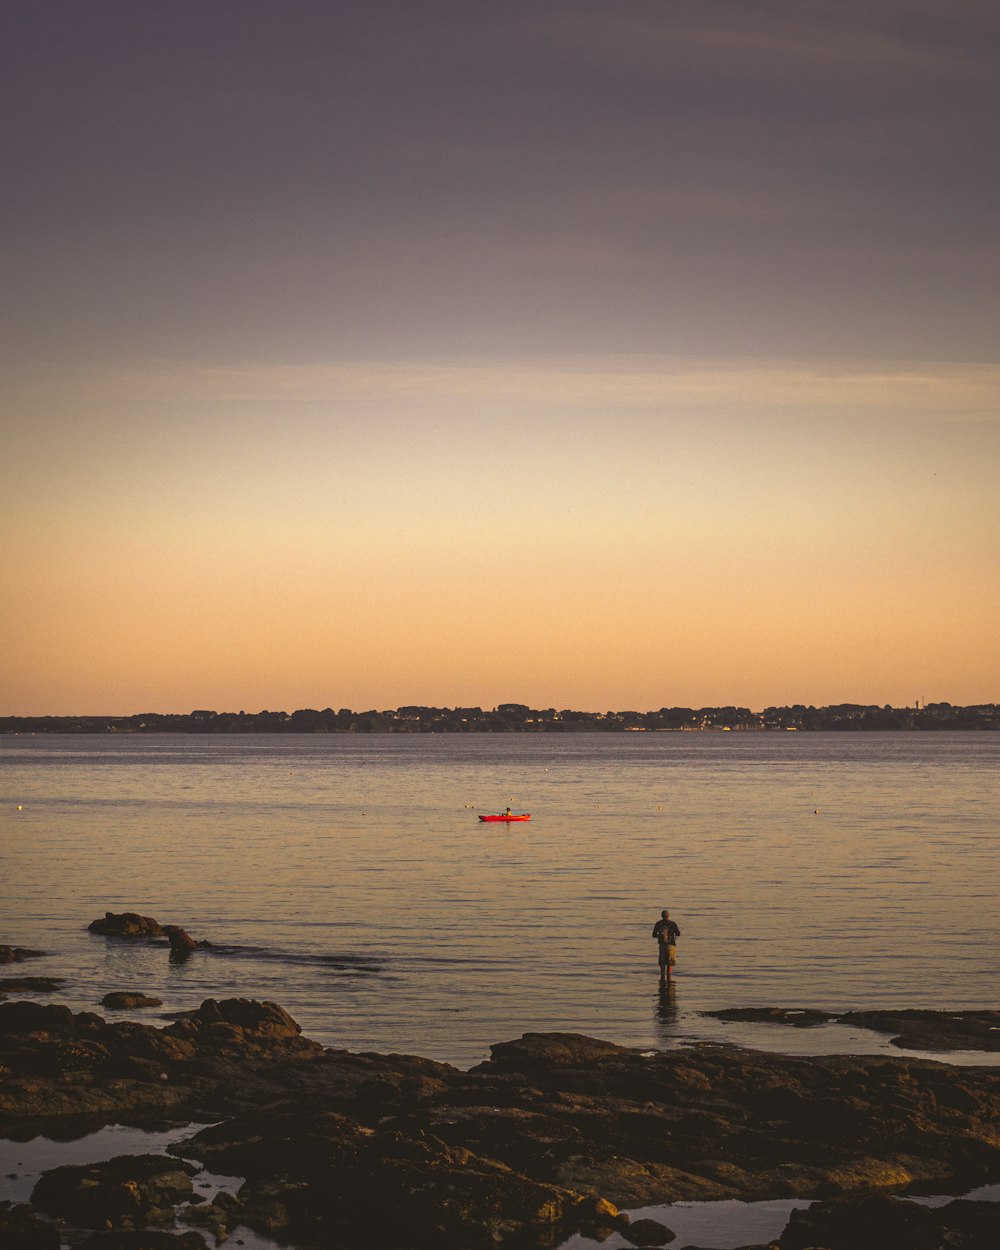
[479,813,532,822]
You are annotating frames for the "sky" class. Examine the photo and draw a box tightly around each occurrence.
[2,0,998,715]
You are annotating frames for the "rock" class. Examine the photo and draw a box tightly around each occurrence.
[777,1193,1000,1249]
[0,947,48,964]
[0,1001,77,1035]
[0,978,64,994]
[187,997,301,1038]
[706,1006,1000,1051]
[101,993,164,1010]
[840,1009,1000,1052]
[621,1216,676,1244]
[88,913,164,938]
[162,928,204,958]
[78,1233,208,1249]
[0,1201,61,1249]
[706,1007,834,1027]
[31,1153,198,1228]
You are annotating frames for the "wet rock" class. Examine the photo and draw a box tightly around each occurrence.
[31,1153,198,1227]
[621,1216,675,1244]
[162,928,209,961]
[179,1188,242,1241]
[0,1200,61,1250]
[88,913,164,938]
[777,1193,1000,1248]
[78,1233,208,1250]
[0,1000,77,1035]
[0,997,324,1120]
[840,1009,1000,1052]
[706,1007,834,1027]
[101,993,164,1010]
[705,1005,1000,1051]
[0,947,48,964]
[0,978,64,995]
[185,996,301,1038]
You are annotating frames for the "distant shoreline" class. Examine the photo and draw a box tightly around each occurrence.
[2,701,997,734]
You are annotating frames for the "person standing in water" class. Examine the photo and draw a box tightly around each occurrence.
[652,909,680,983]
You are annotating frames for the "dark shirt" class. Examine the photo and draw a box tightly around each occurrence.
[652,918,680,944]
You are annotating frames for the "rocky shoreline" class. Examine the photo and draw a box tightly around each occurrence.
[1,1000,999,1248]
[1,921,998,1248]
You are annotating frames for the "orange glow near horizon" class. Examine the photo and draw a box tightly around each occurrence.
[4,358,998,716]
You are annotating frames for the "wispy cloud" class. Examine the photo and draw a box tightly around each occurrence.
[81,356,1000,423]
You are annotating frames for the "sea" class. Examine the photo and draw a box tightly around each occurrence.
[1,731,998,1069]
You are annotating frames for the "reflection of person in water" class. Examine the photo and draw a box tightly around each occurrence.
[654,980,678,1045]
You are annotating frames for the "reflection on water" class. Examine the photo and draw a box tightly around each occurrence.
[1,732,998,1068]
[654,982,679,1045]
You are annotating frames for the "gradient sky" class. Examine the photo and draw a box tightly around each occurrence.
[3,1,998,715]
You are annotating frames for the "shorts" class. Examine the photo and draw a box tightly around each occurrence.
[658,943,676,967]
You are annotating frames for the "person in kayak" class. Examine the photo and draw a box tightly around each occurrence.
[652,909,680,982]
[504,806,512,816]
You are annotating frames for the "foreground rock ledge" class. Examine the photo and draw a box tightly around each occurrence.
[1,1000,999,1248]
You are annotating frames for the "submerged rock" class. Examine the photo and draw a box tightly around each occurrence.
[840,1009,1000,1052]
[0,947,48,964]
[707,1006,834,1027]
[0,978,64,995]
[705,1005,1000,1051]
[100,993,164,1010]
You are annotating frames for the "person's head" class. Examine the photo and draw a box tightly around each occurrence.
[661,909,669,919]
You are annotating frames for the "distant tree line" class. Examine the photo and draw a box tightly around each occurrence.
[1,702,997,734]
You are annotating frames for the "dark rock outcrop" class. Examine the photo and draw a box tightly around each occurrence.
[88,913,164,939]
[620,1215,676,1244]
[0,996,324,1121]
[0,1201,61,1250]
[31,1154,197,1228]
[778,1193,1000,1249]
[78,1231,208,1249]
[100,993,164,1010]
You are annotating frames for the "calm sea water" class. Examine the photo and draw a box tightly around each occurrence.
[1,732,997,1068]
